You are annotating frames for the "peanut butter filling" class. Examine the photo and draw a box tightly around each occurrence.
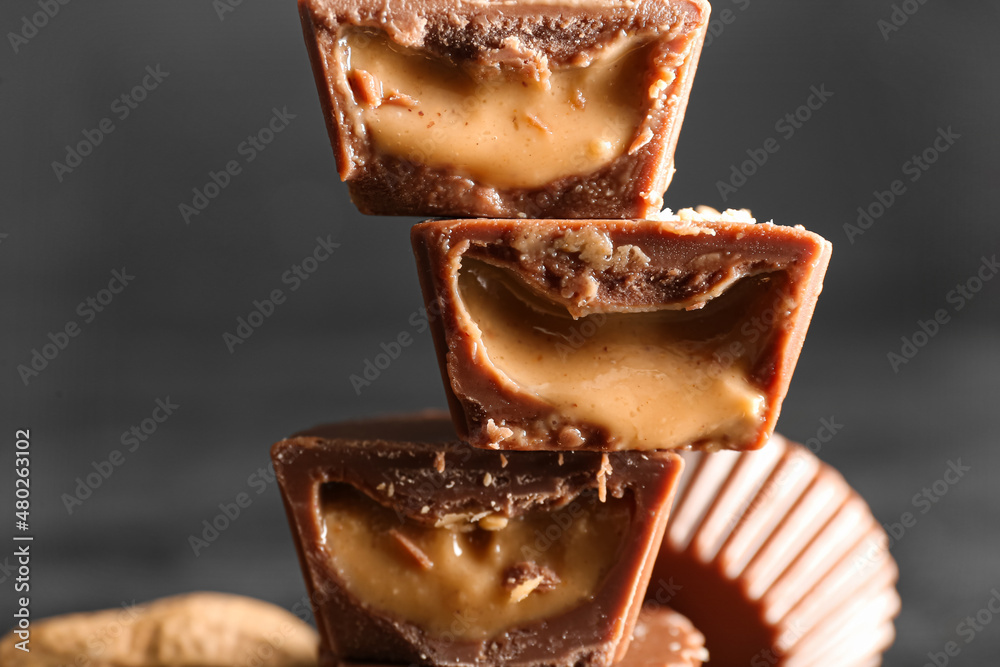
[458,260,772,450]
[321,484,629,640]
[340,30,655,189]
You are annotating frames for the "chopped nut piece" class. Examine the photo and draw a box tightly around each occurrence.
[347,68,383,108]
[503,561,561,602]
[525,113,551,133]
[509,576,544,602]
[383,91,419,108]
[435,513,471,528]
[628,127,654,154]
[478,514,509,531]
[486,418,514,445]
[434,451,446,473]
[558,427,585,449]
[597,454,612,502]
[389,529,434,570]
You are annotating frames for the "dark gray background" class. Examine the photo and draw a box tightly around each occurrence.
[2,0,998,665]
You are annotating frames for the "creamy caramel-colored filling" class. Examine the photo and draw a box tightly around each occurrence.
[321,484,628,640]
[459,260,772,449]
[341,30,655,189]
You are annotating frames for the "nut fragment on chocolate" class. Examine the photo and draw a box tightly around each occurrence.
[271,412,684,667]
[411,211,832,452]
[298,0,710,218]
[502,561,561,602]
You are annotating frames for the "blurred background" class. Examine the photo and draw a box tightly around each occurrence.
[1,0,997,664]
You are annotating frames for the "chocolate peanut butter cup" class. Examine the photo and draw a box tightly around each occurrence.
[298,0,709,218]
[272,413,684,667]
[411,211,831,452]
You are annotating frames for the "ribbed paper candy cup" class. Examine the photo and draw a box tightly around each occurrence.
[649,434,900,666]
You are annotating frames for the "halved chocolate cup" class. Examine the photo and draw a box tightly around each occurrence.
[272,412,684,667]
[411,212,832,452]
[298,0,709,218]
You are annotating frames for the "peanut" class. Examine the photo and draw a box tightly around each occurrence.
[0,592,318,667]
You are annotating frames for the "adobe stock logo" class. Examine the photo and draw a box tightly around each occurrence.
[178,107,296,225]
[51,65,170,182]
[212,0,245,21]
[349,299,444,395]
[920,587,1000,667]
[187,463,279,556]
[843,126,960,244]
[16,268,136,386]
[222,235,339,353]
[701,0,751,49]
[887,254,997,373]
[61,397,180,514]
[7,0,73,55]
[877,0,932,41]
[715,84,834,203]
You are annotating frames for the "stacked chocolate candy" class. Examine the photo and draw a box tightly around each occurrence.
[273,1,899,665]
